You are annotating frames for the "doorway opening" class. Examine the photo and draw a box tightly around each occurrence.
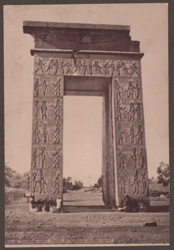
[63,95,104,210]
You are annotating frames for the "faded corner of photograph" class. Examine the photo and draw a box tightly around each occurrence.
[4,3,169,247]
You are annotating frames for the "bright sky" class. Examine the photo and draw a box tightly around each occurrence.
[4,4,168,186]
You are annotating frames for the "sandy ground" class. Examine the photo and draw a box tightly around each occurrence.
[5,189,170,246]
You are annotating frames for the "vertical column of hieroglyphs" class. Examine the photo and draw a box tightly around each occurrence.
[113,60,149,205]
[31,55,64,201]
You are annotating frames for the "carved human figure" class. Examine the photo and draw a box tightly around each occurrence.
[35,58,45,74]
[52,78,61,97]
[129,62,139,77]
[115,80,122,99]
[46,59,55,74]
[39,171,47,194]
[61,60,65,75]
[129,124,135,144]
[88,60,93,75]
[32,148,38,169]
[34,78,40,97]
[73,59,83,73]
[139,172,147,194]
[42,124,49,143]
[33,121,41,143]
[32,172,40,193]
[53,173,60,194]
[127,81,134,99]
[135,102,141,120]
[116,100,126,121]
[54,59,59,75]
[134,80,141,99]
[65,60,72,75]
[94,60,102,74]
[120,178,127,195]
[118,149,127,172]
[110,61,115,77]
[34,100,40,119]
[131,147,137,168]
[118,123,126,145]
[37,147,46,168]
[51,148,61,168]
[138,148,146,169]
[40,100,48,119]
[132,170,139,194]
[51,99,61,120]
[82,60,88,75]
[40,80,48,96]
[128,102,136,121]
[53,123,61,144]
[103,61,110,76]
[136,124,143,144]
[117,61,128,76]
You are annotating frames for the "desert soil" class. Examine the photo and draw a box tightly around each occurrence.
[5,188,170,246]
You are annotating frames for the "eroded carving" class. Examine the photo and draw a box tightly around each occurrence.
[136,124,143,144]
[33,121,42,143]
[31,54,147,204]
[115,80,122,99]
[35,58,46,74]
[118,149,127,172]
[37,146,46,168]
[51,148,61,168]
[53,172,61,194]
[42,123,49,143]
[41,100,48,119]
[138,148,146,169]
[116,100,126,121]
[51,99,61,120]
[52,78,62,97]
[32,172,40,193]
[132,170,140,194]
[34,99,40,119]
[131,147,137,168]
[39,170,47,194]
[118,123,126,145]
[129,124,135,144]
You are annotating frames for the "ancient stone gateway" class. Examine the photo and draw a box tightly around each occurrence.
[23,21,150,209]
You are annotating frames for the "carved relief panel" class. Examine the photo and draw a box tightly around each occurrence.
[113,75,149,203]
[34,56,141,78]
[31,54,149,205]
[31,56,63,201]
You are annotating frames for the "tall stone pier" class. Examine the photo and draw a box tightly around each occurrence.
[23,21,150,209]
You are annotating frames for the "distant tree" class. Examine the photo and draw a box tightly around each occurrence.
[5,165,22,188]
[73,180,83,190]
[97,176,103,187]
[63,177,73,192]
[157,162,169,186]
[93,176,103,188]
[5,165,15,187]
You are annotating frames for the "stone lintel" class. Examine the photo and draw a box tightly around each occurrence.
[31,48,144,59]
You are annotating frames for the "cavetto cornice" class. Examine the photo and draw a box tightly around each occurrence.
[23,21,140,53]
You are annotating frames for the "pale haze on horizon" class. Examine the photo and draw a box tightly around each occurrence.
[4,4,168,186]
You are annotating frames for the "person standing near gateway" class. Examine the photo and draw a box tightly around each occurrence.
[56,196,62,213]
